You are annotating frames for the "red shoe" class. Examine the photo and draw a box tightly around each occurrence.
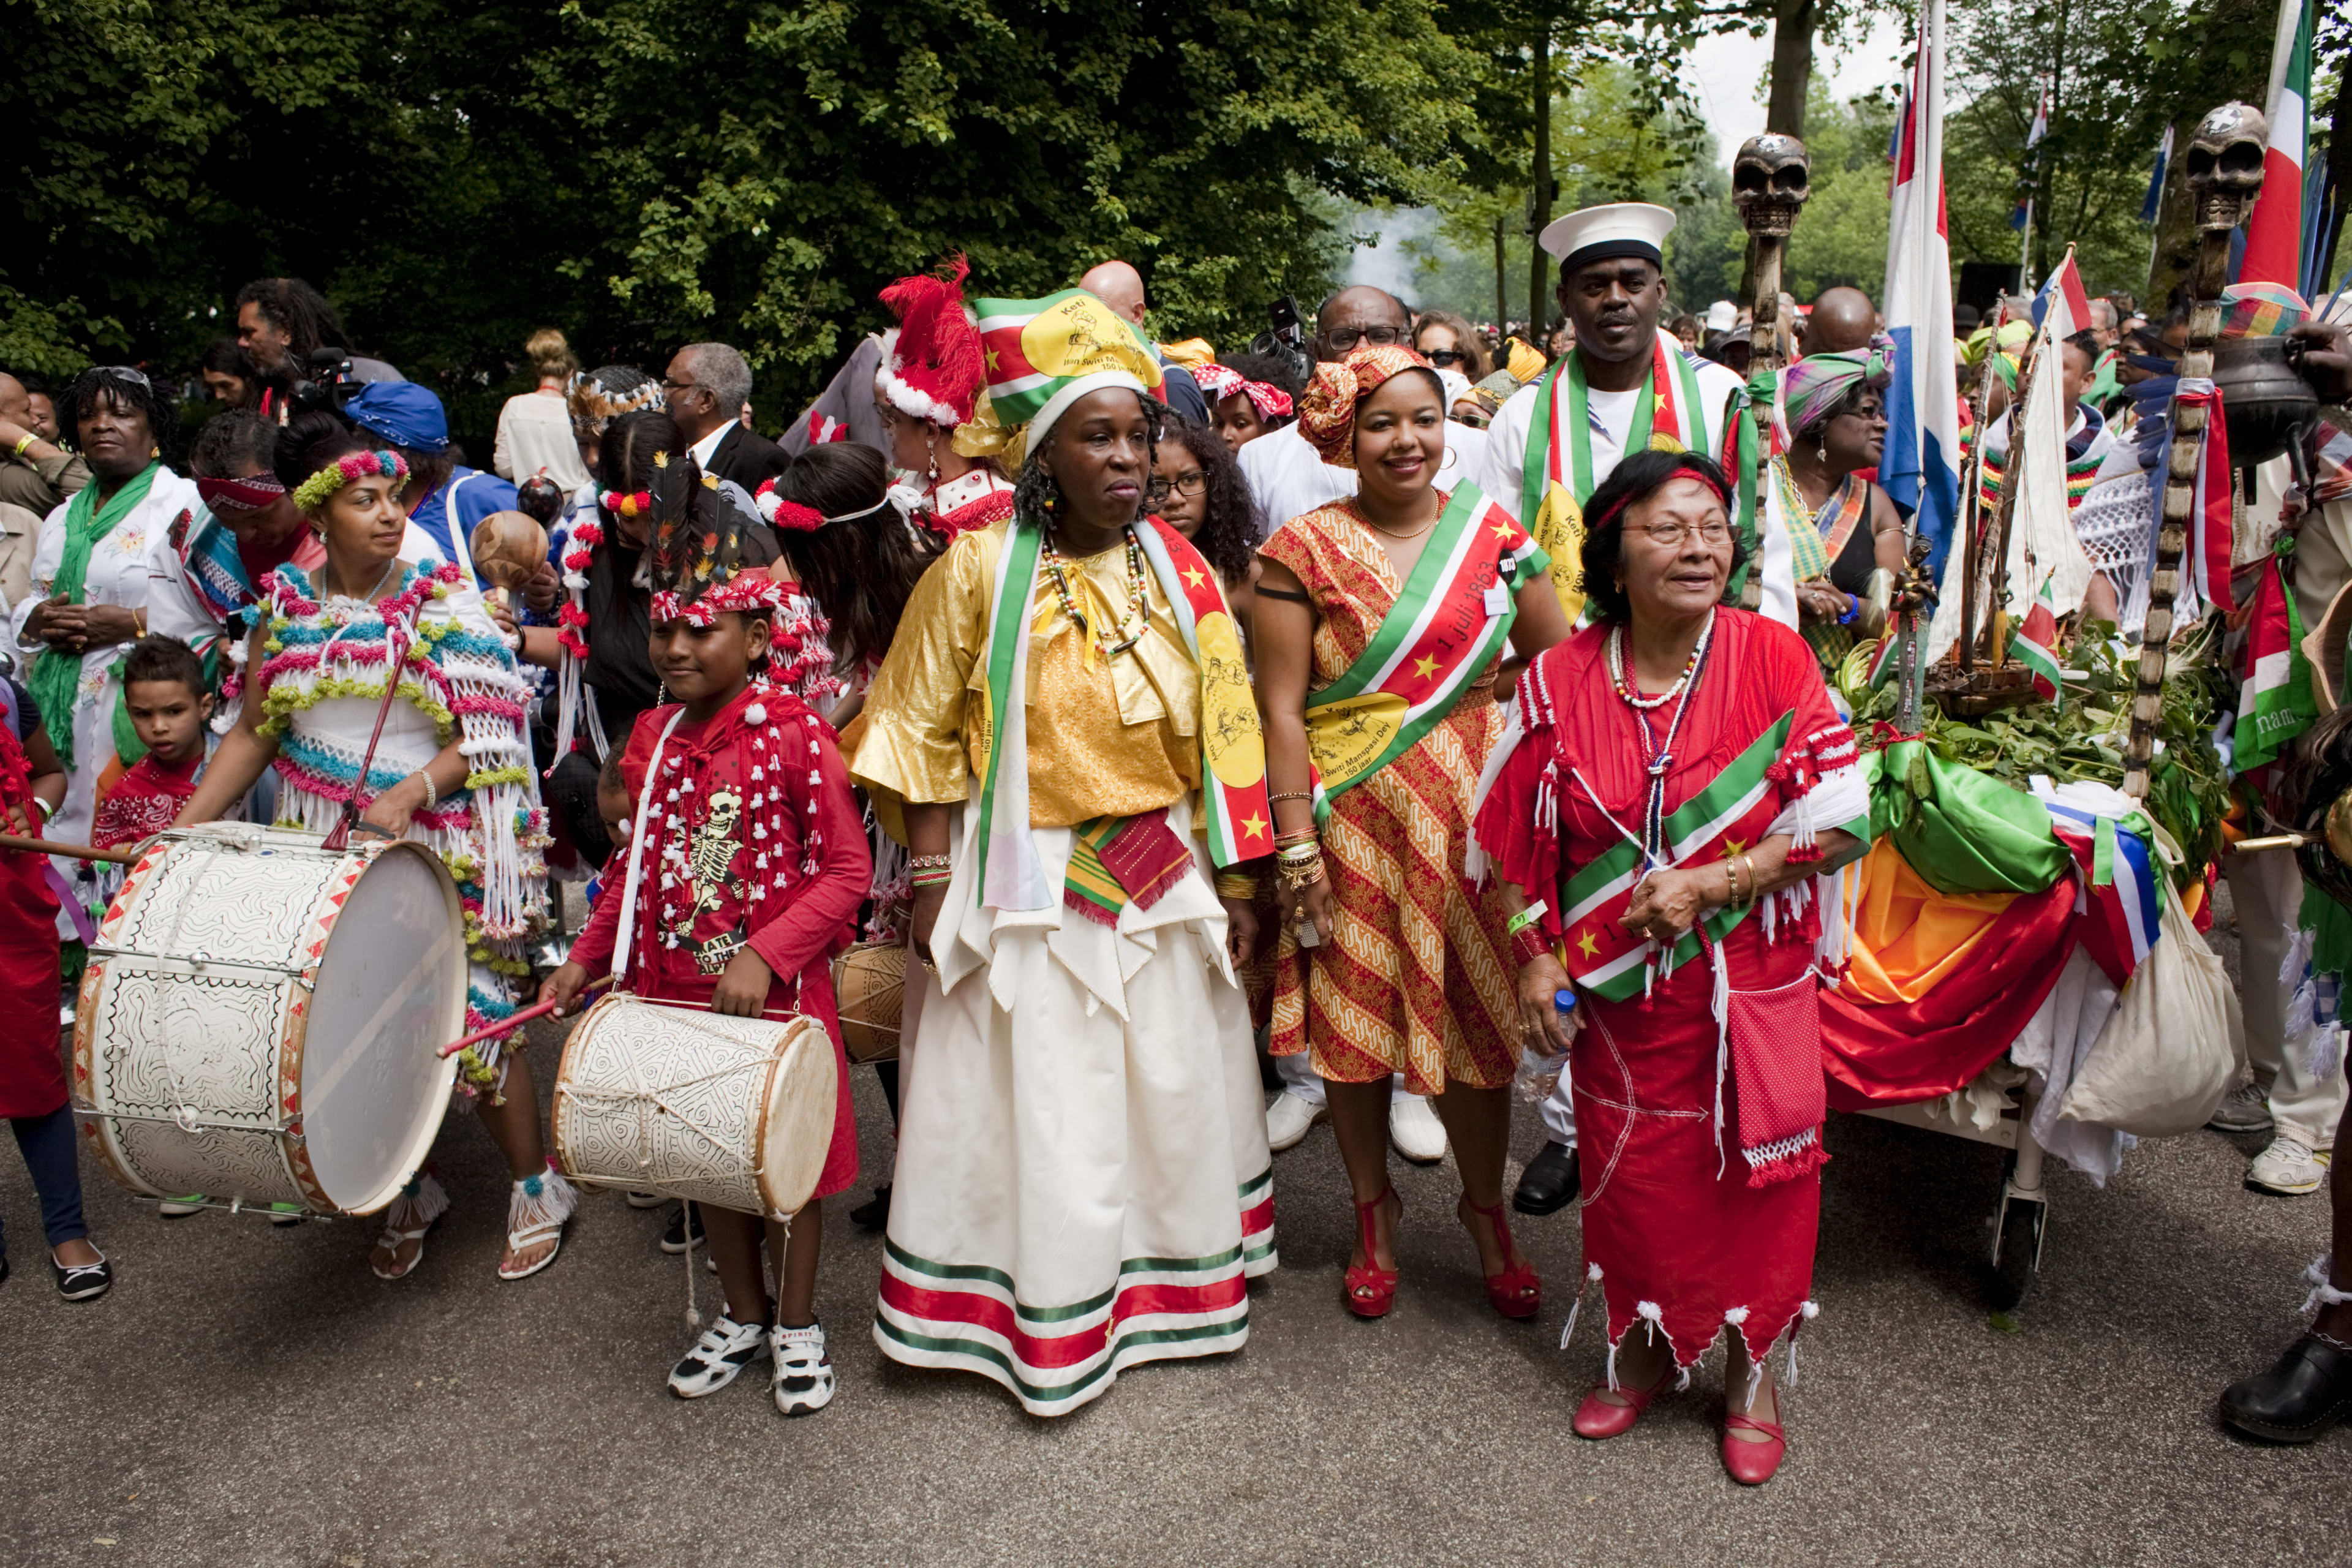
[1722,1413,1787,1484]
[1572,1364,1672,1439]
[1343,1187,1402,1319]
[1457,1195,1541,1319]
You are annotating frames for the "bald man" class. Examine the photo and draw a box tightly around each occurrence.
[1076,260,1210,425]
[0,372,87,519]
[1800,287,1879,356]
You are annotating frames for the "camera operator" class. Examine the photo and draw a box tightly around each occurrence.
[233,277,402,396]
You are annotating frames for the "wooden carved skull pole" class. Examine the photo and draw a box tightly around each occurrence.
[1733,132,1810,611]
[2122,101,2269,800]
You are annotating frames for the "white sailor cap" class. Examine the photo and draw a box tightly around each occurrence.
[1538,202,1676,272]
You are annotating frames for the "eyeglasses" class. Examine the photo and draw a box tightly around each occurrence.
[1422,349,1468,368]
[662,375,699,394]
[1146,473,1207,502]
[92,366,152,387]
[1322,326,1403,352]
[1634,519,1732,547]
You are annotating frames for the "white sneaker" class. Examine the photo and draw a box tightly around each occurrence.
[157,1194,206,1218]
[2207,1080,2275,1136]
[1389,1094,1448,1164]
[667,1314,770,1398]
[624,1190,666,1209]
[1265,1089,1326,1152]
[772,1322,835,1416]
[2247,1136,2332,1196]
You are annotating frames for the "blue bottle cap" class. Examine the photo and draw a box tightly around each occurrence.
[1554,989,1577,1013]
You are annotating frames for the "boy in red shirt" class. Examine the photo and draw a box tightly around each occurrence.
[91,636,216,853]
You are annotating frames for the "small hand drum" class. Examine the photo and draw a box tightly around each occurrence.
[470,511,550,595]
[832,940,906,1063]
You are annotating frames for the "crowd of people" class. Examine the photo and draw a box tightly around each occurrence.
[2,195,2351,1480]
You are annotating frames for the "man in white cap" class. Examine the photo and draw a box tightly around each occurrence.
[1467,202,1796,1216]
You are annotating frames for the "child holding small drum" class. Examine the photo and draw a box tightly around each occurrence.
[540,453,869,1415]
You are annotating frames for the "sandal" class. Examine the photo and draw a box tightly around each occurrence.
[497,1166,578,1282]
[371,1172,450,1281]
[1457,1194,1542,1319]
[1343,1187,1403,1319]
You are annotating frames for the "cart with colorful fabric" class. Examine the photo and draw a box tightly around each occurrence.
[1814,623,2236,1309]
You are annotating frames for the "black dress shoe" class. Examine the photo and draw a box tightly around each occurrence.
[1512,1141,1580,1215]
[2220,1333,2352,1443]
[849,1186,892,1231]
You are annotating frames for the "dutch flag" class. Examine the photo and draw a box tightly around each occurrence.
[1880,0,1964,585]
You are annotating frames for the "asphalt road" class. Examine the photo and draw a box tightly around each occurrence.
[5,890,2348,1567]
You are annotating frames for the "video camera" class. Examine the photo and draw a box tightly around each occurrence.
[1248,296,1313,387]
[287,348,358,414]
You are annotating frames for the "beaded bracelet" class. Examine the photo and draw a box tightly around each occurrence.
[1276,854,1326,892]
[1268,791,1313,804]
[1504,899,1547,936]
[908,851,952,871]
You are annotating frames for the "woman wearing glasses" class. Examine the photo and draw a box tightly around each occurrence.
[1772,345,1905,671]
[1473,450,1869,1484]
[9,367,197,918]
[1410,310,1490,382]
[1149,425,1260,620]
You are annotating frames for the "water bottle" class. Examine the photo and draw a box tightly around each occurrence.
[1514,989,1577,1102]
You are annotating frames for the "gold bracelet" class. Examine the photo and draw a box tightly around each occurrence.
[1213,871,1257,900]
[1741,853,1757,905]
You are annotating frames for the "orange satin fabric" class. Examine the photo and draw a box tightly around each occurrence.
[1839,837,2021,1005]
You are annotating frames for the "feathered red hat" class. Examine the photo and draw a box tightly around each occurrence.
[875,254,986,429]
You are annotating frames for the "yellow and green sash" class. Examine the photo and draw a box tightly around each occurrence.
[971,516,1270,912]
[1303,481,1545,824]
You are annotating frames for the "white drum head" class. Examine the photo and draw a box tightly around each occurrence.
[756,1016,837,1219]
[300,844,465,1213]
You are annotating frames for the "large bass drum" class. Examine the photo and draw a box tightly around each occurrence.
[73,824,467,1216]
[551,995,837,1221]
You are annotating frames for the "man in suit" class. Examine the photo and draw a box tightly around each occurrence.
[663,342,791,490]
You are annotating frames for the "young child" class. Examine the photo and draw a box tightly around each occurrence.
[541,458,870,1415]
[91,635,217,853]
[0,673,111,1298]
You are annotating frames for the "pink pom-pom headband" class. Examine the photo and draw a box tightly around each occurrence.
[292,449,410,513]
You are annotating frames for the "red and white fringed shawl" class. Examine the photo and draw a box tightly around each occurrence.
[612,682,834,981]
[552,515,607,765]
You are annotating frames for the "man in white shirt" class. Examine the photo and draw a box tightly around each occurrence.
[1466,202,1798,1216]
[1236,285,1408,541]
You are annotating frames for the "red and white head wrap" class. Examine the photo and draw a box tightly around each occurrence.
[649,570,789,627]
[750,477,895,534]
[1294,345,1440,470]
[1193,362,1295,422]
[195,472,288,514]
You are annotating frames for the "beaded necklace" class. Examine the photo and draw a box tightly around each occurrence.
[1608,608,1716,865]
[1042,524,1149,660]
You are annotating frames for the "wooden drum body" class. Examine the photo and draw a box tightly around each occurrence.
[832,940,905,1064]
[73,824,467,1216]
[551,995,837,1221]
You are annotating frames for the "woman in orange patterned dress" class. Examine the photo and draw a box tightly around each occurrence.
[1254,344,1569,1320]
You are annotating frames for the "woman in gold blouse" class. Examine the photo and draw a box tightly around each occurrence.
[850,287,1276,1417]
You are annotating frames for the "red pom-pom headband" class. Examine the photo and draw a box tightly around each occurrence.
[649,571,789,626]
[752,480,892,533]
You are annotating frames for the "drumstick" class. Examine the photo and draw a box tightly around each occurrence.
[437,973,614,1058]
[2230,833,2313,853]
[0,831,141,865]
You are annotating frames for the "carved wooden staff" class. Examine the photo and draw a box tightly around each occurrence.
[1954,322,1998,674]
[1733,132,1811,612]
[2122,102,2269,801]
[1973,323,2043,663]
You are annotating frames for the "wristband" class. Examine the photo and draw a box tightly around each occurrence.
[1213,870,1257,900]
[1509,923,1551,968]
[1504,900,1547,936]
[412,770,436,811]
[12,434,31,458]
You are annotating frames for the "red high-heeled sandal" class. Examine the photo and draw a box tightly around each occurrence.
[1456,1195,1542,1319]
[1343,1188,1402,1319]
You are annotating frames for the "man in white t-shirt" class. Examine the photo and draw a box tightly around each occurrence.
[1466,202,1798,1216]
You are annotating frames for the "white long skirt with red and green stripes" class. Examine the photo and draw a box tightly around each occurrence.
[875,843,1276,1416]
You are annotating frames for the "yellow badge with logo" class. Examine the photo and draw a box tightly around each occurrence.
[1195,611,1265,787]
[1305,692,1409,790]
[1530,482,1587,624]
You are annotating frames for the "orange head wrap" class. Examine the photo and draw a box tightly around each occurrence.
[1294,344,1442,470]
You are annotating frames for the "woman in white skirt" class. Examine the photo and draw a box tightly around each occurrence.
[851,287,1276,1415]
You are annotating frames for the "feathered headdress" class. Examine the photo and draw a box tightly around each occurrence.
[875,254,987,429]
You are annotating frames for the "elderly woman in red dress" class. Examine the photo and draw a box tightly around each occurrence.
[1474,450,1869,1485]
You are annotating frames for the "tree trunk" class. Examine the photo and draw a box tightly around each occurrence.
[2144,0,2272,304]
[1765,0,1815,137]
[1495,214,1509,329]
[1528,28,1553,339]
